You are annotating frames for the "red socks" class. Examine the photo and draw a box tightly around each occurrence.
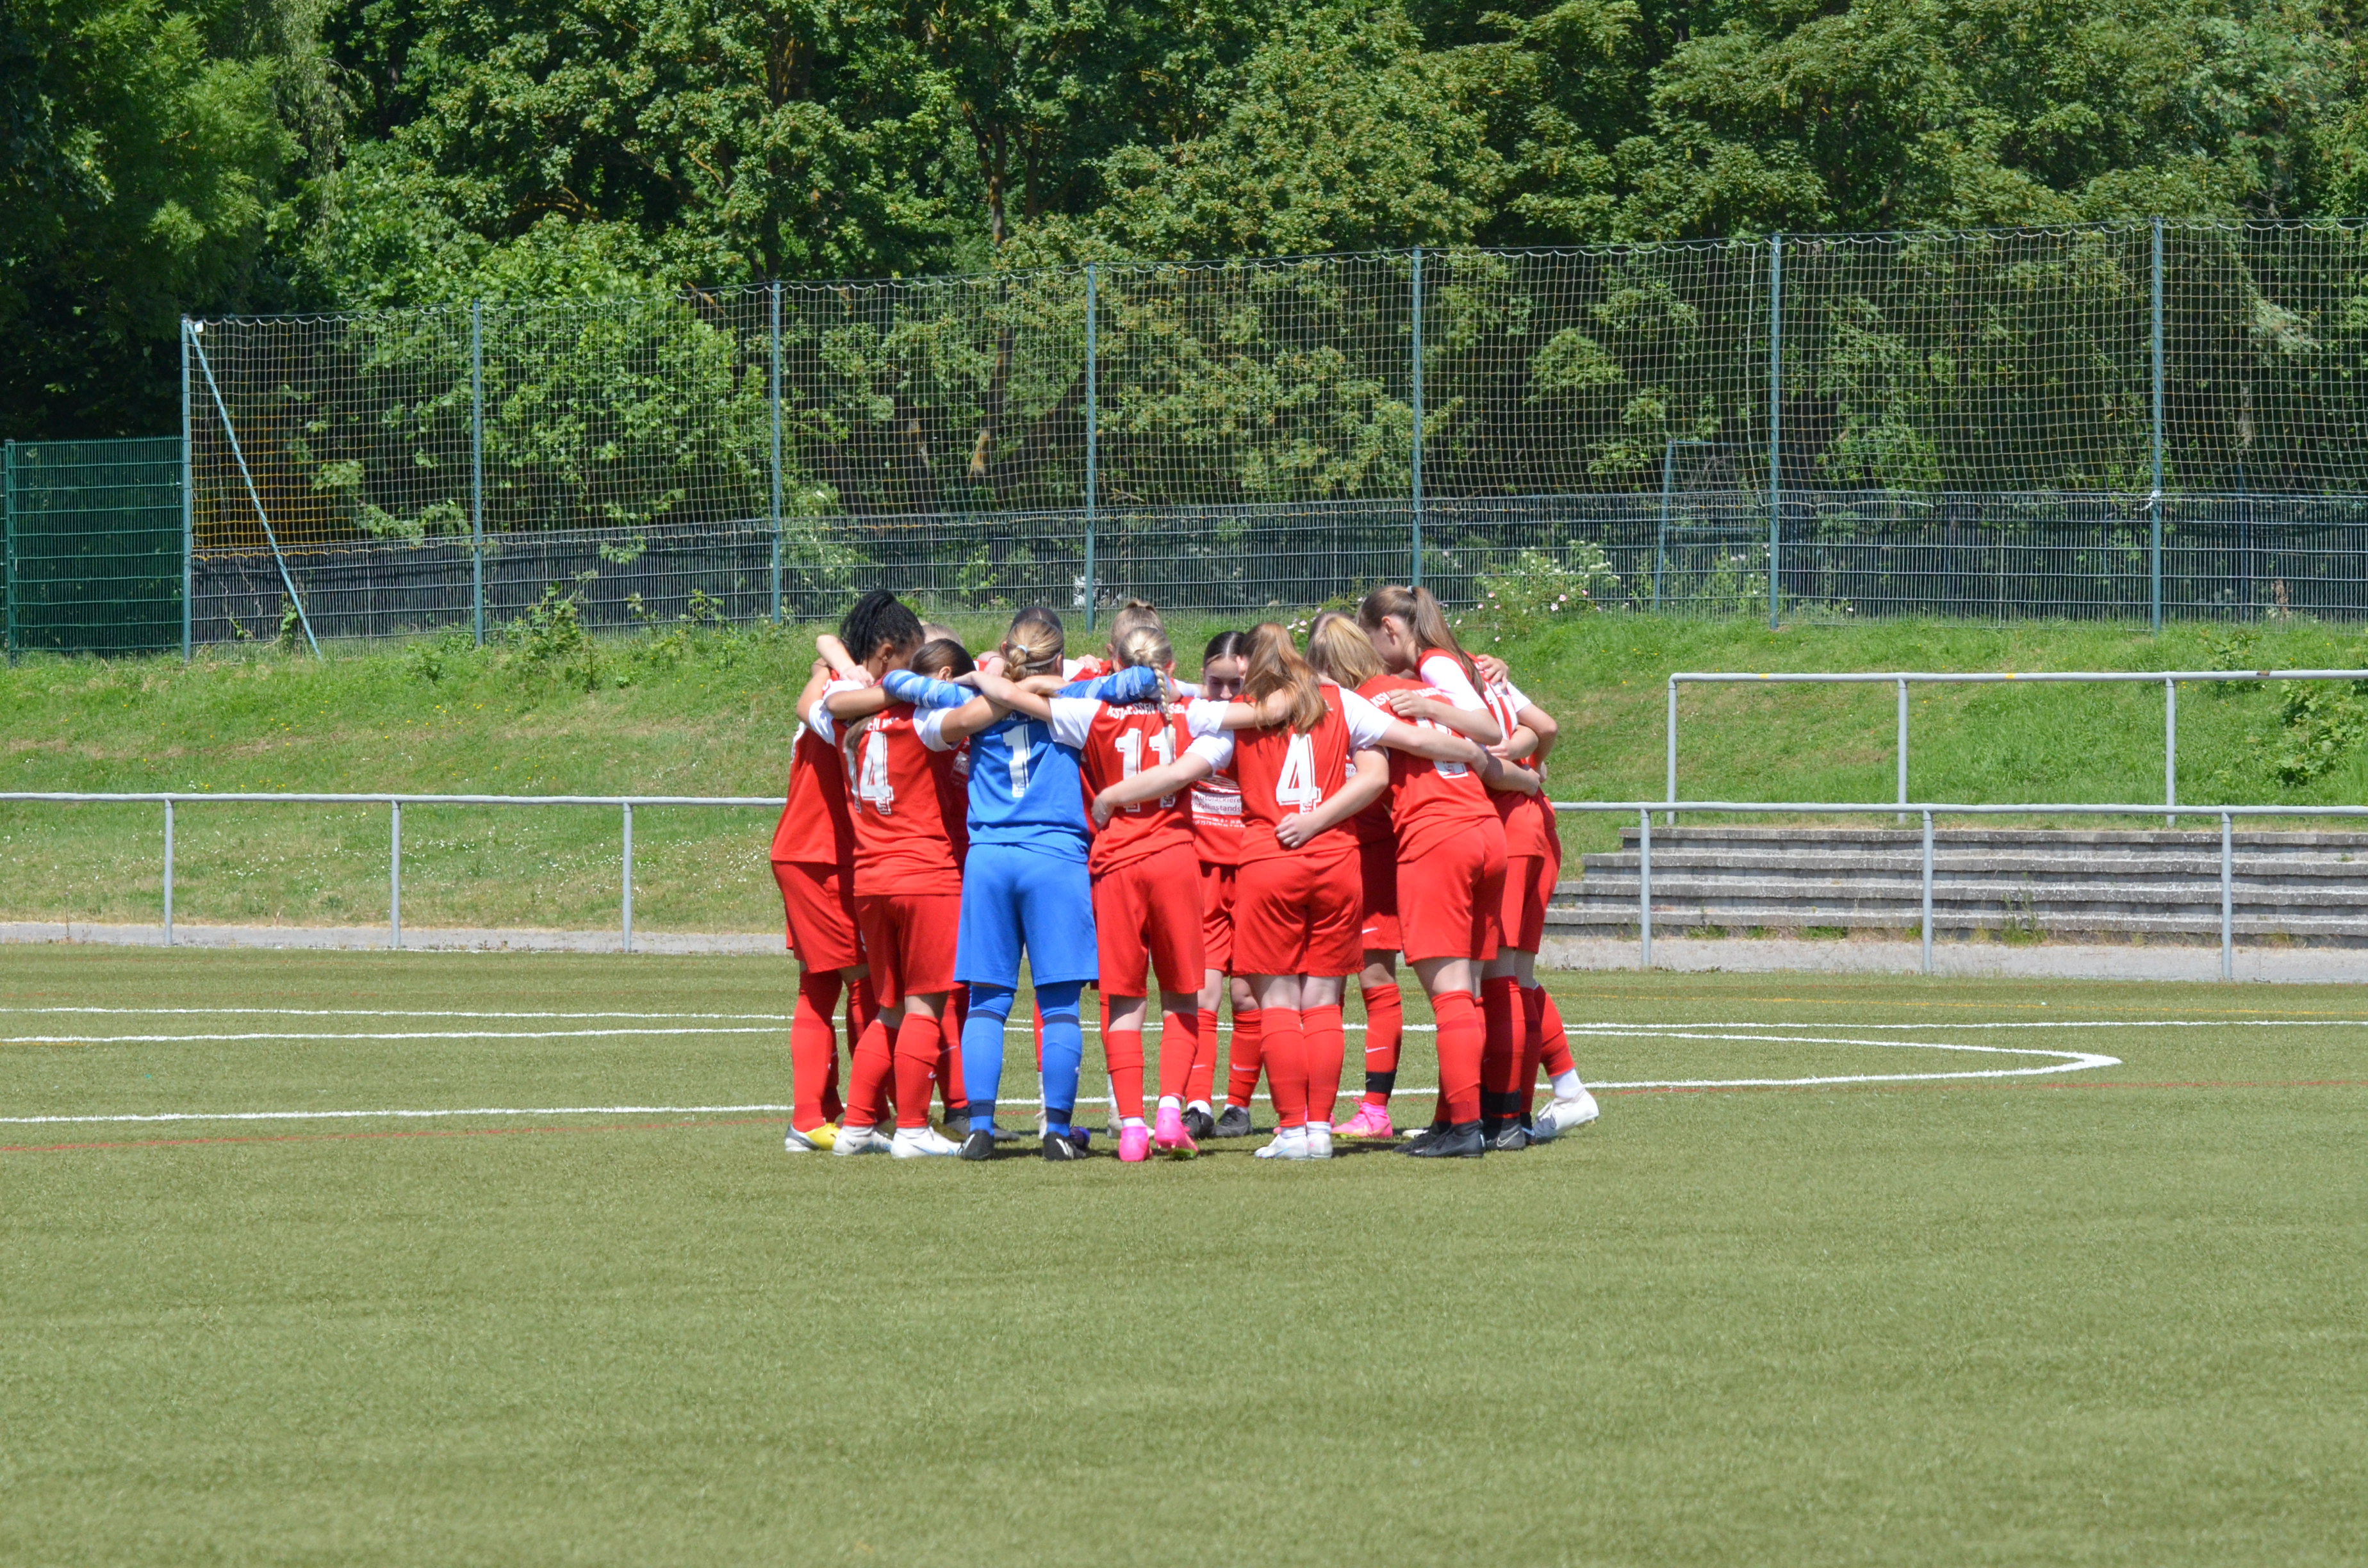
[1225,1008,1264,1109]
[1360,981,1402,1106]
[1106,1025,1146,1122]
[1156,1006,1199,1103]
[1481,976,1529,1125]
[1518,985,1550,1113]
[1302,1003,1345,1128]
[1431,990,1484,1125]
[891,1012,941,1130]
[791,970,844,1132]
[845,1013,895,1129]
[1261,1006,1307,1127]
[1187,1008,1221,1105]
[1535,986,1574,1079]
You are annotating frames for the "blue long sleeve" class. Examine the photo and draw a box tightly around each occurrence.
[1058,664,1163,703]
[881,669,971,709]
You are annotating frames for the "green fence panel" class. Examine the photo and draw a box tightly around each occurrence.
[3,436,184,658]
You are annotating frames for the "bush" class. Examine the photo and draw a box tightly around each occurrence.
[1466,544,1618,639]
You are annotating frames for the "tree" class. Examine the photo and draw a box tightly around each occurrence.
[1,0,301,436]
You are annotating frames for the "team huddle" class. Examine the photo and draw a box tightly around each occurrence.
[766,586,1601,1161]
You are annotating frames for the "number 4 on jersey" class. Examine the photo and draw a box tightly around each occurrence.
[1274,731,1324,813]
[857,728,894,814]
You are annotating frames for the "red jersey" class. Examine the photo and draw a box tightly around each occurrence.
[771,682,859,870]
[1485,678,1559,862]
[1356,672,1495,861]
[1203,683,1394,865]
[1190,762,1244,866]
[1078,698,1199,873]
[840,701,967,895]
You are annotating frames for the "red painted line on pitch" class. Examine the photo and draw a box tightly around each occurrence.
[0,1116,777,1156]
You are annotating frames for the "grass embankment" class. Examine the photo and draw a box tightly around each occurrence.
[3,953,2364,1564]
[6,614,2368,931]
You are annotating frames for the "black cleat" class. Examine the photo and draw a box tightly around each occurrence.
[958,1129,998,1160]
[1402,1120,1486,1158]
[1212,1105,1254,1139]
[988,1123,1024,1142]
[1488,1122,1532,1153]
[1181,1106,1217,1142]
[1400,1120,1452,1150]
[1041,1129,1090,1160]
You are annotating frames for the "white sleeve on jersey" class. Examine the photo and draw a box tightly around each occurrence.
[1186,734,1231,768]
[802,677,864,742]
[1493,676,1531,712]
[1046,696,1100,749]
[1339,689,1395,748]
[1418,652,1486,711]
[1183,698,1233,739]
[914,708,955,751]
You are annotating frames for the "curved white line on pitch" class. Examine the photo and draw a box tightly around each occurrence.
[1563,1025,2117,1088]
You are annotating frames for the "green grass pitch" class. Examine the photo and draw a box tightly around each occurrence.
[3,949,2363,1565]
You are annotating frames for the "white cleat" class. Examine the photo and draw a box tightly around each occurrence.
[832,1123,892,1156]
[890,1125,962,1159]
[1531,1090,1600,1142]
[1254,1126,1313,1161]
[1303,1123,1333,1160]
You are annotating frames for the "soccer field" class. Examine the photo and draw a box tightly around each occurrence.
[3,951,2362,1565]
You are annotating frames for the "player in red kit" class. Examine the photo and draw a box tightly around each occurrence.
[1473,652,1599,1141]
[821,621,980,1158]
[1094,623,1490,1160]
[772,643,871,1154]
[1071,621,1230,1158]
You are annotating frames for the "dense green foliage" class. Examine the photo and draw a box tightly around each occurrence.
[15,0,2368,437]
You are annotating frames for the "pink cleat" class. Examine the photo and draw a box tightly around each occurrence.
[1153,1105,1200,1159]
[1119,1123,1153,1163]
[1332,1102,1395,1141]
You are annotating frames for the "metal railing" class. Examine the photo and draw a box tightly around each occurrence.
[0,792,783,952]
[2,789,2355,979]
[1666,669,2368,827]
[1554,799,2368,980]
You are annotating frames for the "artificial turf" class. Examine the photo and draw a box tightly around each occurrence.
[3,949,2363,1565]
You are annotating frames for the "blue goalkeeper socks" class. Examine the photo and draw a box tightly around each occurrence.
[1036,981,1084,1134]
[961,984,1015,1134]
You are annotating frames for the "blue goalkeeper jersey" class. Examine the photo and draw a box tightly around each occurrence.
[885,664,1163,858]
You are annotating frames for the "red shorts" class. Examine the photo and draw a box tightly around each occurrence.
[1199,862,1237,974]
[854,892,960,1007]
[1397,829,1507,963]
[773,859,862,971]
[1358,838,1399,952]
[1095,844,1205,997]
[1499,853,1553,953]
[1234,851,1363,977]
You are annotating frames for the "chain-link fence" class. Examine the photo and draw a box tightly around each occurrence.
[91,221,2368,650]
[3,437,185,658]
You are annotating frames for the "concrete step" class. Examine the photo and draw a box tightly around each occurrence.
[1549,826,2368,938]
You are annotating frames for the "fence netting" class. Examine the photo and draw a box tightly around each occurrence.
[152,222,2368,645]
[4,437,183,658]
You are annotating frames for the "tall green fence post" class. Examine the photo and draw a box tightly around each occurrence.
[470,300,486,646]
[1083,263,1098,631]
[181,318,194,660]
[769,281,784,625]
[1410,245,1424,589]
[2150,216,2166,633]
[4,438,16,666]
[1768,234,1783,631]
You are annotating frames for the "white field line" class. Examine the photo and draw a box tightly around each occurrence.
[0,1007,793,1020]
[0,1023,2125,1127]
[1565,1018,2368,1031]
[5,1027,789,1044]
